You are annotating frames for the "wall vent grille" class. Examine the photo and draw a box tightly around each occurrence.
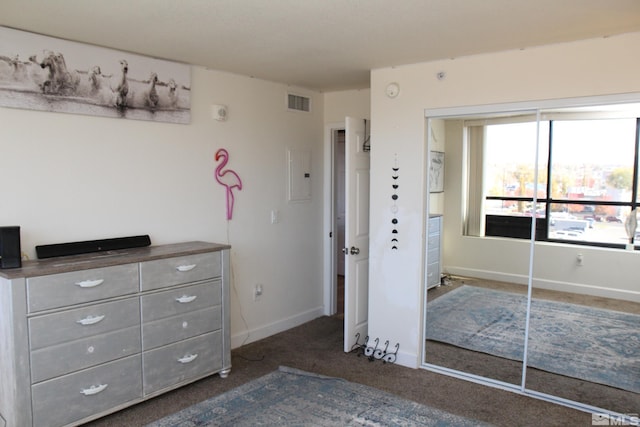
[287,93,311,112]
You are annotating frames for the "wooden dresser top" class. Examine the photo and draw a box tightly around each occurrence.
[0,241,230,279]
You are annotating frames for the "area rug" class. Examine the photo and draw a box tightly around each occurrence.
[146,366,492,426]
[425,285,640,393]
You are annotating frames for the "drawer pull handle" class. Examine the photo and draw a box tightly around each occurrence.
[178,353,198,364]
[80,384,108,396]
[176,295,197,303]
[176,264,196,272]
[77,314,105,325]
[75,279,104,288]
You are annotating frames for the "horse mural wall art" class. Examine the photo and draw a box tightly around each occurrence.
[37,51,81,96]
[0,26,191,124]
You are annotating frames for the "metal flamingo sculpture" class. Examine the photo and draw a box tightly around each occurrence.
[214,148,243,220]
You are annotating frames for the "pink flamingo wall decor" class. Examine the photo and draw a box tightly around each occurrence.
[214,148,243,220]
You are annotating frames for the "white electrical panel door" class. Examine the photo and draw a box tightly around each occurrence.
[287,149,311,202]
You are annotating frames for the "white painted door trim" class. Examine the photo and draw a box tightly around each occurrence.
[323,121,345,316]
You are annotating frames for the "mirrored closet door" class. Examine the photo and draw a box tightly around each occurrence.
[423,100,640,417]
[423,110,541,387]
[524,105,640,415]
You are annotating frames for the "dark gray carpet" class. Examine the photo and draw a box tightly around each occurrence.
[86,316,591,427]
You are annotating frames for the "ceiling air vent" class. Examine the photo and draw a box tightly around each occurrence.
[287,93,311,112]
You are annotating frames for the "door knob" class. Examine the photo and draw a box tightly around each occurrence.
[350,246,360,255]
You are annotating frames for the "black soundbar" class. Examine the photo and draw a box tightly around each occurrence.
[36,235,151,259]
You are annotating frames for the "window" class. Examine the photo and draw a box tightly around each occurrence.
[466,103,640,248]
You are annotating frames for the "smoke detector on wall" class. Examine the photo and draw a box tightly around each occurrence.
[385,82,400,98]
[212,104,228,121]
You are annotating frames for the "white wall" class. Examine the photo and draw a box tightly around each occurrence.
[324,89,370,123]
[1,66,326,348]
[369,32,640,368]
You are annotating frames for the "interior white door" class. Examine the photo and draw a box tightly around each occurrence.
[343,117,370,352]
[336,135,346,275]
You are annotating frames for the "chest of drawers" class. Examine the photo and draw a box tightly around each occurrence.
[426,215,442,289]
[0,241,231,427]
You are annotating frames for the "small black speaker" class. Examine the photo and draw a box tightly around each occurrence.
[0,226,22,269]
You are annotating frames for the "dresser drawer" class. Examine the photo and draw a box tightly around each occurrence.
[30,326,141,383]
[143,331,222,395]
[140,253,221,291]
[427,262,440,287]
[141,280,221,323]
[142,306,221,350]
[29,297,140,350]
[427,247,440,263]
[428,216,441,233]
[427,234,440,251]
[27,264,139,312]
[31,355,142,427]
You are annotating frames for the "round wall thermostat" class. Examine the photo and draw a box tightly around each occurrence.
[385,82,400,98]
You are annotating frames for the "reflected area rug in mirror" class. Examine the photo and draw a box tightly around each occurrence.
[425,285,639,393]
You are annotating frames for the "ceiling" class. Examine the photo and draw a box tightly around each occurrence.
[1,0,639,92]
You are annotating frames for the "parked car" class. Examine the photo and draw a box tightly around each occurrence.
[606,216,622,223]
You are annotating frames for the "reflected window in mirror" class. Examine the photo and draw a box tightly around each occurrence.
[463,105,640,249]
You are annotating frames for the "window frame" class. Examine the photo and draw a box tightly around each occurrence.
[483,116,640,249]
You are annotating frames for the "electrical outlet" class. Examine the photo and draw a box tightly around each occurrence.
[576,253,584,266]
[254,283,263,301]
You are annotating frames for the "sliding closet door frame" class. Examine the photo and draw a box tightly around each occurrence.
[423,107,538,391]
[520,109,541,391]
[421,92,640,418]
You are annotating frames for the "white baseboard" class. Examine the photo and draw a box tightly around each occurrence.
[445,266,529,286]
[532,278,640,303]
[230,306,325,349]
[445,266,640,302]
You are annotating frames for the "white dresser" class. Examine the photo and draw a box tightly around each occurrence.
[426,215,442,289]
[0,241,231,427]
